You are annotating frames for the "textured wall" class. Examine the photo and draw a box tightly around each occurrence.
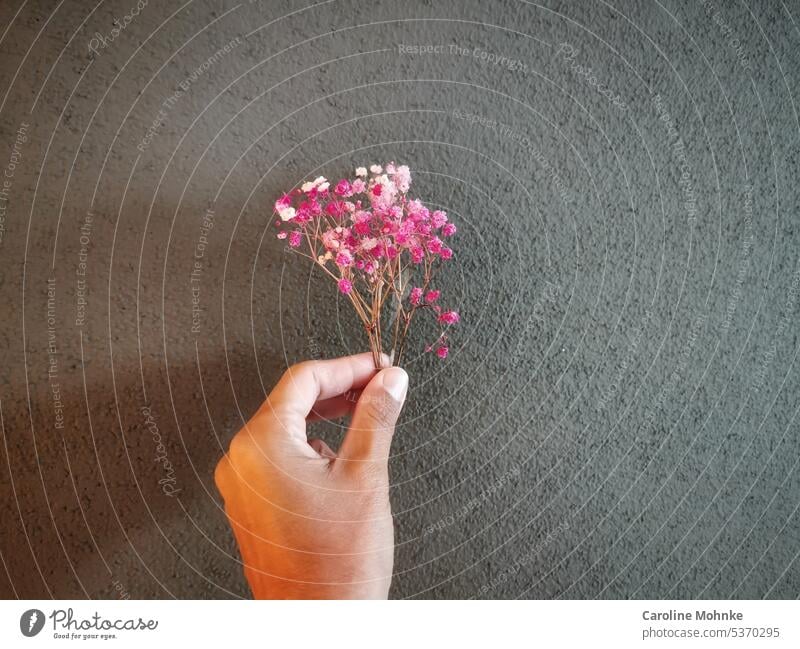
[0,0,798,599]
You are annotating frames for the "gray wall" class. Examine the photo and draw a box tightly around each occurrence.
[0,0,798,599]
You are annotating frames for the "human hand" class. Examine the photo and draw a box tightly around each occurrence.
[214,353,408,599]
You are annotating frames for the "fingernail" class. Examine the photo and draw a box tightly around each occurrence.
[381,367,408,403]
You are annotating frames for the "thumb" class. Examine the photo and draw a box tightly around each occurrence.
[338,367,408,466]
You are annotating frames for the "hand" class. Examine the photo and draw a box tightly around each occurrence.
[214,353,409,599]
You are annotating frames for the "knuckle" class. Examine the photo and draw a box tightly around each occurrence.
[286,360,317,381]
[227,432,253,463]
[213,455,230,490]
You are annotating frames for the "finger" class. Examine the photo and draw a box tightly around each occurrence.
[338,367,408,467]
[260,353,383,423]
[308,438,336,459]
[308,391,362,422]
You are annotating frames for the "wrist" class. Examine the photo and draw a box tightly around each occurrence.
[249,575,388,600]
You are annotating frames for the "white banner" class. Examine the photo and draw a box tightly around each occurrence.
[2,600,797,648]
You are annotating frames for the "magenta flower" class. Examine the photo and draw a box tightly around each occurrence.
[338,278,353,294]
[335,250,353,267]
[410,246,425,264]
[409,287,423,305]
[442,223,457,237]
[288,231,302,247]
[436,346,449,359]
[427,237,443,254]
[431,210,448,228]
[439,310,460,325]
[334,179,352,196]
[425,290,440,303]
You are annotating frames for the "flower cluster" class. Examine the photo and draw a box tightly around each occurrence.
[274,163,458,366]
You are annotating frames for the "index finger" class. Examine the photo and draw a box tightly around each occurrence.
[259,353,384,422]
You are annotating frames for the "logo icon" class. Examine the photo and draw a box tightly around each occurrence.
[20,609,45,637]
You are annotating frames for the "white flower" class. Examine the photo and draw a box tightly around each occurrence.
[361,237,378,251]
[301,176,328,192]
[317,181,330,192]
[355,166,367,177]
[278,206,295,221]
[369,164,382,174]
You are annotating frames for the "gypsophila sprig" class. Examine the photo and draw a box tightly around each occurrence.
[274,163,458,368]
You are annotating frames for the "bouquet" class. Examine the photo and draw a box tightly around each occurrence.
[274,163,459,368]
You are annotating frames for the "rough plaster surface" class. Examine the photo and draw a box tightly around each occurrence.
[0,0,798,599]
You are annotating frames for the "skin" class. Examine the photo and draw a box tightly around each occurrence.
[214,353,408,599]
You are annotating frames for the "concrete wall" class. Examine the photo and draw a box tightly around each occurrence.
[0,0,798,598]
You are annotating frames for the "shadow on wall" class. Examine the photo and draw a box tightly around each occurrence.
[0,342,291,598]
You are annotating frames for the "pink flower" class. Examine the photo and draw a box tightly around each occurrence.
[427,236,443,254]
[360,237,378,252]
[274,162,458,362]
[274,194,292,214]
[321,230,339,250]
[297,199,321,219]
[407,199,424,216]
[392,164,411,192]
[369,178,398,210]
[335,179,352,196]
[326,201,347,217]
[439,310,460,325]
[336,250,353,267]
